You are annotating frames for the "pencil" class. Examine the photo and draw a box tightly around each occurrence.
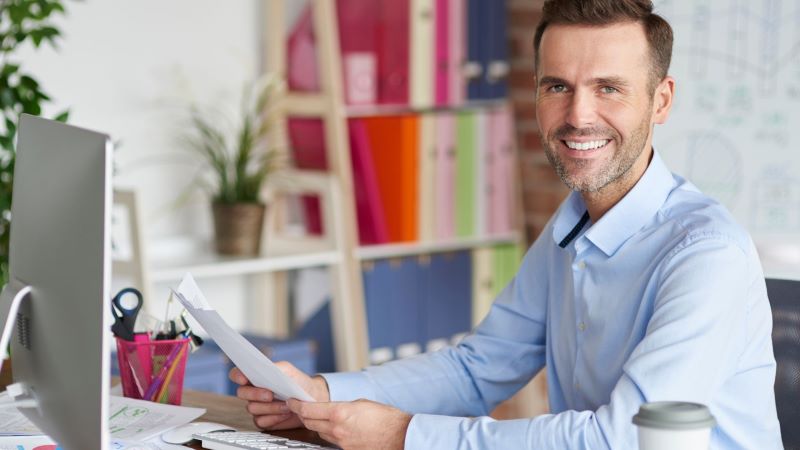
[155,343,186,403]
[143,341,184,401]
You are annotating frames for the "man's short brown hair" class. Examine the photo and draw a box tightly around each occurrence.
[533,0,673,92]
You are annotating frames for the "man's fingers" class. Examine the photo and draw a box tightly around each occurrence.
[253,413,293,430]
[228,367,249,385]
[275,360,296,374]
[318,432,337,446]
[300,418,334,436]
[287,399,336,420]
[237,385,274,402]
[246,400,290,416]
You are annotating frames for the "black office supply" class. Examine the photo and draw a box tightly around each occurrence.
[110,287,143,341]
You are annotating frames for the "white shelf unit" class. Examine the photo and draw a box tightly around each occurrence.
[148,233,521,282]
[126,0,532,387]
[355,233,522,261]
[150,251,342,283]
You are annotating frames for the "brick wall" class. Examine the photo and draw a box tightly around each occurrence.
[508,0,570,244]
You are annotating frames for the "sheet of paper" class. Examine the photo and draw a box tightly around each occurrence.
[0,408,41,435]
[0,392,42,436]
[175,273,212,310]
[0,435,191,450]
[113,437,192,449]
[0,395,201,446]
[175,274,314,402]
[0,435,55,449]
[108,396,205,442]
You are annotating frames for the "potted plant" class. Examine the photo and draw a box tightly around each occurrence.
[0,0,70,286]
[180,75,284,256]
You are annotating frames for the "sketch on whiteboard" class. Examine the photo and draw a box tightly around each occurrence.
[653,0,800,243]
[751,169,800,232]
[685,131,743,209]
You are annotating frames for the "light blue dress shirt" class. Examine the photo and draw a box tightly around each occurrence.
[322,152,783,449]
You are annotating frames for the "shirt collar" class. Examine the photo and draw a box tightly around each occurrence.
[552,151,677,256]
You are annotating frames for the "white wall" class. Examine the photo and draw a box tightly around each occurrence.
[18,0,308,328]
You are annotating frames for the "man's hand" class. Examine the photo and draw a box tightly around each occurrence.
[229,362,330,430]
[287,398,412,450]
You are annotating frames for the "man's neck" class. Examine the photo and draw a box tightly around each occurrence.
[581,189,624,222]
[580,148,654,222]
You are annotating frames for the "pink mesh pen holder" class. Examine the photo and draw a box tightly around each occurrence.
[115,336,190,405]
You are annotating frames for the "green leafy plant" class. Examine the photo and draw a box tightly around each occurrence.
[180,75,284,205]
[0,0,71,285]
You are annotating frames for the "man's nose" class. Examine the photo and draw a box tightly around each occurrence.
[565,90,597,129]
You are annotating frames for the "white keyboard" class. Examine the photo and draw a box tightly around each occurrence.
[192,431,337,450]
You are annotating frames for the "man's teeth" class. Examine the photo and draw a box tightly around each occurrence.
[565,140,609,150]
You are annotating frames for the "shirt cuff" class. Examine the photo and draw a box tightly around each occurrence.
[405,413,539,449]
[319,371,379,402]
[404,414,468,449]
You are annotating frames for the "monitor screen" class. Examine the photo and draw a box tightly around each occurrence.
[0,114,112,449]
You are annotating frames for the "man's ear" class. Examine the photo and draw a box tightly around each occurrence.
[652,76,675,124]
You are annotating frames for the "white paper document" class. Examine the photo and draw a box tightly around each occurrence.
[0,435,57,449]
[0,394,40,435]
[112,437,192,449]
[0,395,202,447]
[175,273,314,402]
[0,435,190,450]
[108,395,205,442]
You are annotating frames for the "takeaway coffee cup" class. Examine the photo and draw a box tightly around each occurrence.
[632,401,716,450]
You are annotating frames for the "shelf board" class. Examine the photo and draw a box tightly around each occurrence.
[150,250,341,282]
[345,99,509,118]
[355,233,522,261]
[147,234,523,281]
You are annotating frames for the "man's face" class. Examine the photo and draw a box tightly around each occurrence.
[535,22,671,194]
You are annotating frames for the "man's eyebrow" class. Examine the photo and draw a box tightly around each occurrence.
[537,76,569,86]
[593,76,630,87]
[537,76,631,88]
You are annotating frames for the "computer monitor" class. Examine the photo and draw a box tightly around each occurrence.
[0,114,112,449]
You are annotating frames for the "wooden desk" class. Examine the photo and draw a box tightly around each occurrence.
[181,388,332,449]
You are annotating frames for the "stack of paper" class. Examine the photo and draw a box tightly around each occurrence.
[0,394,204,449]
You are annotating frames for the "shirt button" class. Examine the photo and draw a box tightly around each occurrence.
[577,261,586,270]
[578,322,586,332]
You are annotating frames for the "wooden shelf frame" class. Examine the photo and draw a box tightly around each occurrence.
[265,0,370,371]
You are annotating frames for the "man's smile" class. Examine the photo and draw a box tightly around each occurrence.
[558,138,612,159]
[563,139,610,150]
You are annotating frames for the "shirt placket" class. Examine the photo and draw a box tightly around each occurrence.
[571,238,590,405]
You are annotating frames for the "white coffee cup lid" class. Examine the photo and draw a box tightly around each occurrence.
[633,402,717,430]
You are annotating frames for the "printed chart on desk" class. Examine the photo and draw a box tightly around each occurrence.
[653,0,800,269]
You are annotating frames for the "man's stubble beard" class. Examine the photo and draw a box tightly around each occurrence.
[542,113,652,193]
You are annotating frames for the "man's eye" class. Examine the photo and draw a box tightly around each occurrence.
[600,86,618,94]
[548,85,567,93]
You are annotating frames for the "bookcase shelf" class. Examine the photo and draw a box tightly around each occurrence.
[265,0,527,374]
[148,232,521,282]
[122,0,527,377]
[345,99,509,118]
[150,250,341,283]
[356,233,522,260]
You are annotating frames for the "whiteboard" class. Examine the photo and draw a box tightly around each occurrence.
[653,0,800,278]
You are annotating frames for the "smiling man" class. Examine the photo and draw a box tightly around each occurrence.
[230,1,783,448]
